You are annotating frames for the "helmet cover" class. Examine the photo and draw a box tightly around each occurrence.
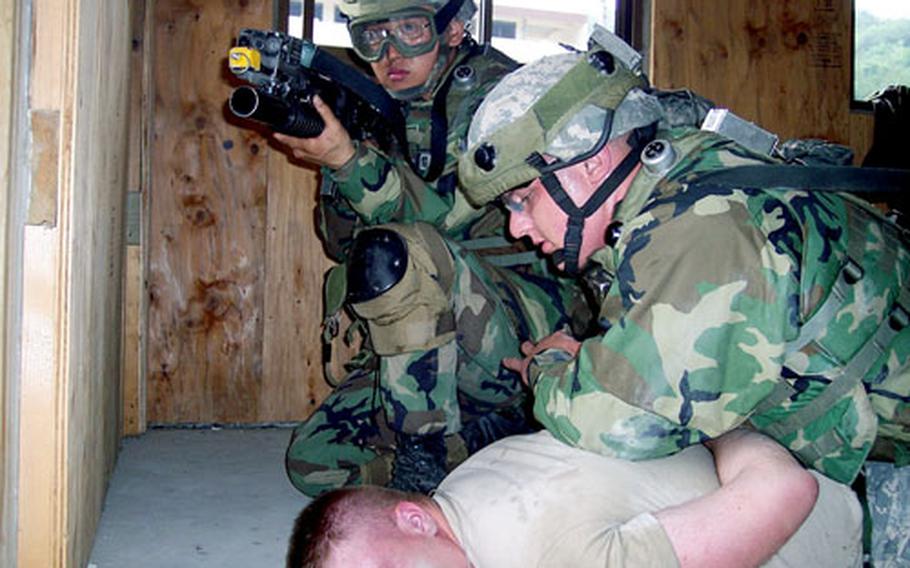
[458,27,655,206]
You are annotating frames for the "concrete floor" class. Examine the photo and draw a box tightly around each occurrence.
[89,427,309,568]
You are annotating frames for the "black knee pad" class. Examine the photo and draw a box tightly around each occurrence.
[346,227,408,304]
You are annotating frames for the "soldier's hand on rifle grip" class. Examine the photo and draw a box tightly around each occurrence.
[273,96,357,170]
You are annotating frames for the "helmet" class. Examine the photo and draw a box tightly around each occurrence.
[338,0,476,23]
[459,26,657,206]
[339,0,477,100]
[339,0,477,62]
[458,26,665,275]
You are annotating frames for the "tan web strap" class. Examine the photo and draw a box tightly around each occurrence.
[753,212,865,415]
[765,299,908,461]
[792,207,872,353]
[756,206,910,463]
[414,222,456,294]
[460,235,541,267]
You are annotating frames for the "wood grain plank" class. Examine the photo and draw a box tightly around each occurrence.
[261,156,335,422]
[651,0,871,160]
[122,0,149,437]
[123,245,144,435]
[0,0,15,562]
[147,0,271,423]
[64,1,132,564]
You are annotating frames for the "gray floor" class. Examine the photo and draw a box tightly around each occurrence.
[89,427,309,568]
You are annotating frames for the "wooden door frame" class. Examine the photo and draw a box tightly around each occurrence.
[0,0,26,564]
[15,0,73,562]
[5,0,133,565]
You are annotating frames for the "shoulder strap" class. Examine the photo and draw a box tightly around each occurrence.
[415,43,487,182]
[692,164,910,194]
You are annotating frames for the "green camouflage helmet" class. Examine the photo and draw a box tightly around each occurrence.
[458,26,656,206]
[338,0,477,25]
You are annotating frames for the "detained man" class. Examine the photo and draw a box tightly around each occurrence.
[286,428,862,567]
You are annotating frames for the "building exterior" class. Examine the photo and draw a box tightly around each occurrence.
[289,0,617,62]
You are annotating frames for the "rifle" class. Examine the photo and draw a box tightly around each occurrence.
[227,29,404,151]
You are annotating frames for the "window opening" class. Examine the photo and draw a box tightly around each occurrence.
[853,0,910,106]
[288,0,629,62]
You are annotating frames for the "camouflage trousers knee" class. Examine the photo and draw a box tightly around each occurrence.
[285,369,531,498]
[866,461,910,566]
[285,369,393,497]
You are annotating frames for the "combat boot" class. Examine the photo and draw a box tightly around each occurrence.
[458,402,537,454]
[387,431,449,494]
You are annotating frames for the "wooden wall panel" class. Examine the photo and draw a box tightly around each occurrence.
[123,244,144,435]
[148,0,271,423]
[261,158,335,422]
[64,1,132,564]
[123,0,152,437]
[147,0,337,424]
[19,227,63,567]
[18,0,132,565]
[651,0,873,162]
[0,0,17,563]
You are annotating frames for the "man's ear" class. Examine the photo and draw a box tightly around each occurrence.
[583,149,611,183]
[394,501,439,536]
[444,19,466,47]
[584,141,626,183]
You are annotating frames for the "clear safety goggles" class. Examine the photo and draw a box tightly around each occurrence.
[349,13,438,62]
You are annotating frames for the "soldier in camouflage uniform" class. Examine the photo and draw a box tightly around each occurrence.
[276,0,591,497]
[458,27,910,487]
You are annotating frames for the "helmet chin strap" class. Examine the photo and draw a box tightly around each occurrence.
[526,126,653,275]
[433,0,466,34]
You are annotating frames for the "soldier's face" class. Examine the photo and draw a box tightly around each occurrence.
[369,19,465,94]
[504,141,636,271]
[504,166,606,271]
[370,41,441,92]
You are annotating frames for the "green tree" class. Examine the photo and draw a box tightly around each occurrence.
[854,11,910,101]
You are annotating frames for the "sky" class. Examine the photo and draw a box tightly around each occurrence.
[856,0,910,20]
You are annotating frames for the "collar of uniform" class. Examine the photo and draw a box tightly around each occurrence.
[428,41,474,99]
[611,127,720,228]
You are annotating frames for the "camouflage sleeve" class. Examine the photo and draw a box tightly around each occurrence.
[379,340,461,436]
[317,190,361,261]
[327,142,454,226]
[530,192,801,460]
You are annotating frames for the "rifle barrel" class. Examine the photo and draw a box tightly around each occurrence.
[229,86,325,138]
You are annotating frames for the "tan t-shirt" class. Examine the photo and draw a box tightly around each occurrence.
[433,431,863,568]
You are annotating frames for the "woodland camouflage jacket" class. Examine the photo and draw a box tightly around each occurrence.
[530,127,910,484]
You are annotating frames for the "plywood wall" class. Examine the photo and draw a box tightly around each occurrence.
[64,1,132,561]
[17,0,132,565]
[146,0,335,424]
[651,0,873,162]
[123,0,152,437]
[0,0,18,564]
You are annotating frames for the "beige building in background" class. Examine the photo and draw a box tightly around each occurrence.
[290,0,617,61]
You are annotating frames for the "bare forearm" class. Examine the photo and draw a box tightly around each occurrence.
[656,430,819,568]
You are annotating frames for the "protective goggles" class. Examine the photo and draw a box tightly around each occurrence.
[349,12,438,62]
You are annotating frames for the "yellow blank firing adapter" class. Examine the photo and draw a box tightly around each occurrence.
[228,47,261,74]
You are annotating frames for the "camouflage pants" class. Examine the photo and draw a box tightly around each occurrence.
[286,226,589,497]
[285,369,395,497]
[867,460,910,567]
[285,366,531,497]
